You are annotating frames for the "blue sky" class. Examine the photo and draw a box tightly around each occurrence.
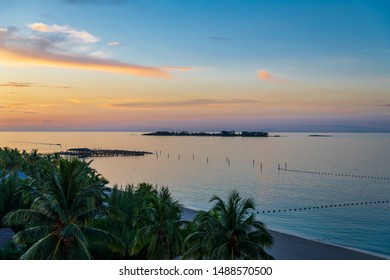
[0,0,389,131]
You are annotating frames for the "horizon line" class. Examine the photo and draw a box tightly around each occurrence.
[0,130,389,133]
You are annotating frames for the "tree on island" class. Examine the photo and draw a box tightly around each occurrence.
[4,158,124,259]
[184,190,273,260]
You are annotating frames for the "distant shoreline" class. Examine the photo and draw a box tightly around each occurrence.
[143,130,269,137]
[308,134,332,137]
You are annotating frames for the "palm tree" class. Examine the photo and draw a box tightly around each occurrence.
[3,157,124,259]
[0,173,25,227]
[0,147,23,171]
[185,189,274,260]
[131,186,183,259]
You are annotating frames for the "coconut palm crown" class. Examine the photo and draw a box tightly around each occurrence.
[185,189,273,260]
[4,157,124,259]
[131,186,183,259]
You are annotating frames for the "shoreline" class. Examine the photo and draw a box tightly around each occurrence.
[181,207,388,260]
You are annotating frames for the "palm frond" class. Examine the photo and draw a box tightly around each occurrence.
[19,232,58,260]
[83,226,125,255]
[13,225,50,245]
[30,194,63,221]
[4,209,55,227]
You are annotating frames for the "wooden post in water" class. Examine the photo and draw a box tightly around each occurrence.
[260,162,263,171]
[168,153,170,159]
[178,155,180,160]
[285,163,287,170]
[193,154,195,160]
[278,163,280,170]
[253,159,255,167]
[207,157,209,164]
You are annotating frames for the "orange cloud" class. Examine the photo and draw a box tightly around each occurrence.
[0,81,70,88]
[66,99,82,103]
[257,70,273,81]
[107,98,259,109]
[162,66,193,72]
[257,69,288,83]
[0,23,190,78]
[0,47,170,78]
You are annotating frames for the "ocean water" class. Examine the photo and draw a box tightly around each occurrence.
[1,132,389,257]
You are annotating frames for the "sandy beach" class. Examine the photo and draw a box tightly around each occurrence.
[181,208,387,260]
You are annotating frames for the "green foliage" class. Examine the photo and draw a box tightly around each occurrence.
[0,175,27,228]
[0,242,27,260]
[184,190,274,260]
[94,183,185,260]
[0,148,24,171]
[0,148,50,227]
[90,184,136,259]
[131,186,183,259]
[3,157,124,259]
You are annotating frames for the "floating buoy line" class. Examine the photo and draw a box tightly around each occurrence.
[278,166,389,181]
[258,200,390,214]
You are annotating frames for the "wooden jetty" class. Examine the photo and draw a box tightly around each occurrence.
[58,148,153,158]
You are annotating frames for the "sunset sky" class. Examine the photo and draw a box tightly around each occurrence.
[1,0,389,132]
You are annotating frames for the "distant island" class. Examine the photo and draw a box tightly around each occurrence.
[308,134,332,137]
[143,130,268,137]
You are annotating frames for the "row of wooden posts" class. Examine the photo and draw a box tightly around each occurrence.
[155,151,265,170]
[154,152,389,181]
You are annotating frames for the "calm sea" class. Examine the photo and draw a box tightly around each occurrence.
[1,132,389,257]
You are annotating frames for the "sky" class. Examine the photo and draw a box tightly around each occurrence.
[0,0,389,132]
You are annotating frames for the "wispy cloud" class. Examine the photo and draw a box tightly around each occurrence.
[63,0,127,4]
[257,69,288,83]
[0,103,40,114]
[0,82,34,87]
[109,98,259,108]
[39,84,71,89]
[162,66,192,72]
[0,24,188,78]
[66,99,82,103]
[28,23,99,43]
[208,36,230,41]
[0,81,70,89]
[107,41,121,47]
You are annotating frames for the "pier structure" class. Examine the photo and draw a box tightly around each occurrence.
[58,148,153,158]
